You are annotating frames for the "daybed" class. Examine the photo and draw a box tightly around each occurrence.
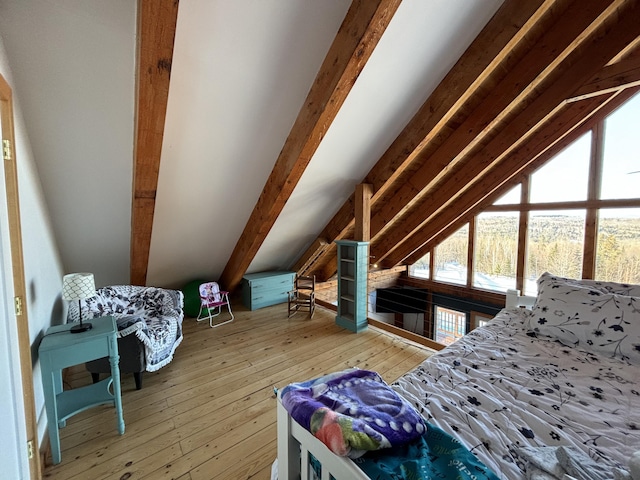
[276,273,640,479]
[67,285,184,389]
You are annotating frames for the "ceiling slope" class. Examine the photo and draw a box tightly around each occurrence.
[145,1,352,287]
[402,85,640,270]
[295,0,548,280]
[371,0,640,265]
[143,0,504,289]
[218,0,402,293]
[296,0,640,282]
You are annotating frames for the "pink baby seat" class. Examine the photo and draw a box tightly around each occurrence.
[197,282,234,328]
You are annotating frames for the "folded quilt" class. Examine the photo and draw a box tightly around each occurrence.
[281,368,426,458]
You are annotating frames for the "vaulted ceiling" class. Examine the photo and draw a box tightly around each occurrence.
[4,1,638,292]
[133,0,640,292]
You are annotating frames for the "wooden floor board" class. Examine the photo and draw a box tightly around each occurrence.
[43,303,433,480]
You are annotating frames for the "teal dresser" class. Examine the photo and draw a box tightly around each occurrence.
[242,271,295,311]
[335,240,369,332]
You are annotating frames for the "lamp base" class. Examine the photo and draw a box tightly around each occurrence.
[70,322,93,334]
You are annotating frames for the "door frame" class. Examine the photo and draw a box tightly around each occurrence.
[0,73,41,479]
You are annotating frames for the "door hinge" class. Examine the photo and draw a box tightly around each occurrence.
[27,440,34,459]
[14,296,23,316]
[2,139,11,161]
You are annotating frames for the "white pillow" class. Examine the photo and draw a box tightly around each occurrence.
[529,272,640,363]
[545,272,640,297]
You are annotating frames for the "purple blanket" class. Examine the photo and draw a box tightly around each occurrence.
[280,368,426,458]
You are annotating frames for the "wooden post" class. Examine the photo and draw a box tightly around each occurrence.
[355,183,373,242]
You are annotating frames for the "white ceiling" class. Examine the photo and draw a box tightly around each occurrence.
[0,0,504,289]
[147,0,504,287]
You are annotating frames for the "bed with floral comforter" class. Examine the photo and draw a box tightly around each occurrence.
[392,273,640,479]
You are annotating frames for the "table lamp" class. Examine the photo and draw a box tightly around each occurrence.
[62,272,96,333]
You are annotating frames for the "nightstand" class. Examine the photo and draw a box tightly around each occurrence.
[39,316,125,464]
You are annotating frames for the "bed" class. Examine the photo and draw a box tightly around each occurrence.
[276,273,640,479]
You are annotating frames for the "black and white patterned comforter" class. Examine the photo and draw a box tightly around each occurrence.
[392,307,640,479]
[68,285,184,372]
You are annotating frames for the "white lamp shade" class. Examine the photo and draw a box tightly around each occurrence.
[62,273,96,301]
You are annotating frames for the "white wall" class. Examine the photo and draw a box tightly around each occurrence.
[0,28,65,476]
[0,0,137,287]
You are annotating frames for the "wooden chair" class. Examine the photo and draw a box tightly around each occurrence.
[288,275,316,318]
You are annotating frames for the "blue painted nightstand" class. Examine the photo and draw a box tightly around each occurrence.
[39,316,125,464]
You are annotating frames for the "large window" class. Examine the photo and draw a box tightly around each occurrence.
[409,91,640,297]
[596,208,640,284]
[434,224,468,285]
[473,212,518,292]
[526,210,585,295]
[601,93,640,200]
[529,133,591,203]
[409,251,430,279]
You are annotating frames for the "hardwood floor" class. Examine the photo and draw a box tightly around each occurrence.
[42,302,433,480]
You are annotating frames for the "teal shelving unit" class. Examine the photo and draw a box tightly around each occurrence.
[335,240,369,333]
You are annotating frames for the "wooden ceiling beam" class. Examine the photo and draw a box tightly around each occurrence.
[396,87,639,267]
[130,0,179,286]
[369,0,619,250]
[396,97,615,266]
[568,45,640,101]
[402,100,637,268]
[292,237,329,276]
[300,0,551,278]
[218,0,401,293]
[372,0,639,265]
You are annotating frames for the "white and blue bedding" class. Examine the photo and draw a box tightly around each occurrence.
[393,305,640,479]
[276,275,640,480]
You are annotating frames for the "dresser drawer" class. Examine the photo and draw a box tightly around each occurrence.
[242,271,295,311]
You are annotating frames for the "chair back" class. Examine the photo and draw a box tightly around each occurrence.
[199,282,222,303]
[296,275,315,292]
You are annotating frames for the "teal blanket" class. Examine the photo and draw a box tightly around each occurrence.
[356,423,499,480]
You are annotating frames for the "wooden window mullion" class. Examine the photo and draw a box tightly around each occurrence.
[516,179,529,293]
[582,123,604,279]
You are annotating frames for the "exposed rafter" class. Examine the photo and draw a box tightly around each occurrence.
[373,1,640,263]
[129,1,640,289]
[219,0,402,292]
[568,43,640,101]
[296,0,640,282]
[294,0,556,280]
[400,87,640,267]
[130,0,179,286]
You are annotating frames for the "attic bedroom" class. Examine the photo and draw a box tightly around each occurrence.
[0,0,639,479]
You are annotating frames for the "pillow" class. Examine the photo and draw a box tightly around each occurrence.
[543,272,640,297]
[529,272,640,363]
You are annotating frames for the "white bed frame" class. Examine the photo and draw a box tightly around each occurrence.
[276,289,536,480]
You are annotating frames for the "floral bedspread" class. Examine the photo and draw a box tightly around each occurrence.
[393,308,640,479]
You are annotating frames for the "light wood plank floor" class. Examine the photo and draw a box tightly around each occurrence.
[42,302,433,480]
